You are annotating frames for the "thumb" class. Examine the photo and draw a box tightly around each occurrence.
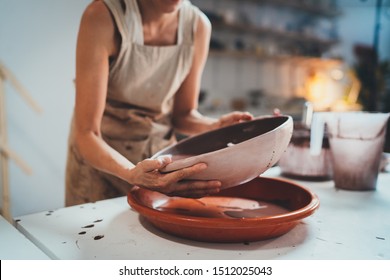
[141,155,172,172]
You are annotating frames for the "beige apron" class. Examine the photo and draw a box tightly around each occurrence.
[65,0,200,206]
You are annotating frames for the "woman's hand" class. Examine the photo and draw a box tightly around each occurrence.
[127,155,221,198]
[216,111,253,129]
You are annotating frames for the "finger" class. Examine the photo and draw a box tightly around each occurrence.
[222,112,252,124]
[235,111,252,120]
[273,108,281,116]
[164,162,208,183]
[228,112,245,122]
[156,155,172,168]
[239,112,253,121]
[137,163,208,192]
[139,155,172,172]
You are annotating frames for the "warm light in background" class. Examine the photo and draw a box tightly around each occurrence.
[330,68,344,81]
[304,65,362,112]
[305,68,338,111]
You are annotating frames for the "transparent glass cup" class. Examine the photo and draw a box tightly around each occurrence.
[310,112,389,191]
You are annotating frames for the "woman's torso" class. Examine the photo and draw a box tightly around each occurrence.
[93,0,200,163]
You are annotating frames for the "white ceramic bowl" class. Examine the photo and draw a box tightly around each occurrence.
[153,115,293,189]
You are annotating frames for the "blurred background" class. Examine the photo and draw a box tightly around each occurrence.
[0,0,389,217]
[193,0,390,116]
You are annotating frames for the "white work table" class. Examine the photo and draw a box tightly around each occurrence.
[14,167,390,260]
[0,215,49,259]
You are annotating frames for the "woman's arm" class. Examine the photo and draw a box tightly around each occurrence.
[172,11,252,136]
[73,1,220,197]
[74,1,134,182]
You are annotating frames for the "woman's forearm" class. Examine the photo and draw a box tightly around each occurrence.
[172,109,219,136]
[172,109,253,136]
[74,130,135,183]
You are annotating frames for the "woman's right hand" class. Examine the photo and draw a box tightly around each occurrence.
[127,155,221,198]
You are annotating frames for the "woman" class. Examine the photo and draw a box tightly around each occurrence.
[65,0,253,206]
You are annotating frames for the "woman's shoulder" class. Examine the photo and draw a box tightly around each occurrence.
[81,1,114,29]
[183,1,211,32]
[78,1,118,54]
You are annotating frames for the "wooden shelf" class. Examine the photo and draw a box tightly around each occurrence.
[197,0,342,65]
[199,0,341,59]
[240,0,342,18]
[212,21,339,47]
[209,50,342,66]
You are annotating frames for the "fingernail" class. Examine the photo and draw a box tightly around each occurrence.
[210,188,220,194]
[198,163,207,169]
[212,181,222,187]
[158,155,172,165]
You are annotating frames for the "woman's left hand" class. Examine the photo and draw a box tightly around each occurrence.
[217,111,253,128]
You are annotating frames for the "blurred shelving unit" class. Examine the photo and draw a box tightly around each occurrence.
[193,0,346,117]
[199,0,342,59]
[254,0,342,17]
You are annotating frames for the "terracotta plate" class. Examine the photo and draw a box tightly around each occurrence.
[127,177,320,243]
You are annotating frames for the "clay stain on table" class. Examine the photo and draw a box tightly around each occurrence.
[45,210,54,216]
[82,224,94,228]
[94,235,104,240]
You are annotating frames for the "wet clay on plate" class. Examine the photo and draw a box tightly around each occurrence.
[156,196,290,219]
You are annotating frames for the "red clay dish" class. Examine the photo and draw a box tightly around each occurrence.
[127,176,320,243]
